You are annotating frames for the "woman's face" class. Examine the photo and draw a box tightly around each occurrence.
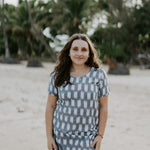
[69,39,90,66]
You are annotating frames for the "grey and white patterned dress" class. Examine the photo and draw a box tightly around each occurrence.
[48,67,110,150]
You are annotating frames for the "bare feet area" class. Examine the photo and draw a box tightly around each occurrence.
[0,61,150,150]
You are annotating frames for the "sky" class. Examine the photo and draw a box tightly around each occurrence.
[5,0,18,6]
[5,0,48,6]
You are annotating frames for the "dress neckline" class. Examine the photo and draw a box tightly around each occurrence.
[70,67,94,78]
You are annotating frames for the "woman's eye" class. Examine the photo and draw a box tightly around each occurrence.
[73,48,78,51]
[82,48,87,51]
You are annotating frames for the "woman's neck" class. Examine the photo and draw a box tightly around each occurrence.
[70,64,89,72]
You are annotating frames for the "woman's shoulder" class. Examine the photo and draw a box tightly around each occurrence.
[50,71,57,79]
[50,71,56,76]
[93,67,106,73]
[92,67,108,78]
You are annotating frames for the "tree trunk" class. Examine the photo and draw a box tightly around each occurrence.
[25,0,57,62]
[2,0,10,59]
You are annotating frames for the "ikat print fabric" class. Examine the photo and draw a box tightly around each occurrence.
[48,67,110,150]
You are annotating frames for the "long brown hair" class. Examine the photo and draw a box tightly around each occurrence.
[51,33,101,87]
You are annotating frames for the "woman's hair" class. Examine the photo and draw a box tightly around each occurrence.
[51,33,101,87]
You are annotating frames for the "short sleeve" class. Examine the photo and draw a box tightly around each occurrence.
[98,69,110,98]
[48,73,58,97]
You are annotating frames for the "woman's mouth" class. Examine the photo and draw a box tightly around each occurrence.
[76,57,83,60]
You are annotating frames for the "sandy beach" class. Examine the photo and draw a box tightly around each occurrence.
[0,61,150,150]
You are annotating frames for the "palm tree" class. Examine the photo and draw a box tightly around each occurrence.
[2,0,10,59]
[7,1,33,59]
[25,0,57,62]
[49,0,98,36]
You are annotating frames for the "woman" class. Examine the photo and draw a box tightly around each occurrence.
[45,33,110,150]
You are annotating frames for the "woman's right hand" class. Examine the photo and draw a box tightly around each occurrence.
[47,136,58,150]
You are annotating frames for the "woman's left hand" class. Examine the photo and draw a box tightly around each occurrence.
[91,136,102,150]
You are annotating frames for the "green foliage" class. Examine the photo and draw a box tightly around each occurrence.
[91,0,150,63]
[91,26,130,63]
[0,1,51,59]
[133,0,150,54]
[0,0,150,63]
[49,0,98,36]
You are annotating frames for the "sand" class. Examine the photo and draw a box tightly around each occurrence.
[0,61,150,150]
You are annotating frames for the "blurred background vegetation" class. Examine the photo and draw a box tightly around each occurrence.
[0,0,150,64]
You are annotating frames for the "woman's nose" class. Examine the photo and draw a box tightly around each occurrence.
[77,50,82,55]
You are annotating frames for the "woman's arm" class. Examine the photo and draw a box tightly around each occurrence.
[97,95,108,137]
[45,94,58,150]
[92,95,109,149]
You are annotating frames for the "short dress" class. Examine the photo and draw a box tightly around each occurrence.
[48,67,110,150]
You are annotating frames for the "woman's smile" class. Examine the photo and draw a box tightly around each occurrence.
[69,39,89,65]
[76,57,83,60]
